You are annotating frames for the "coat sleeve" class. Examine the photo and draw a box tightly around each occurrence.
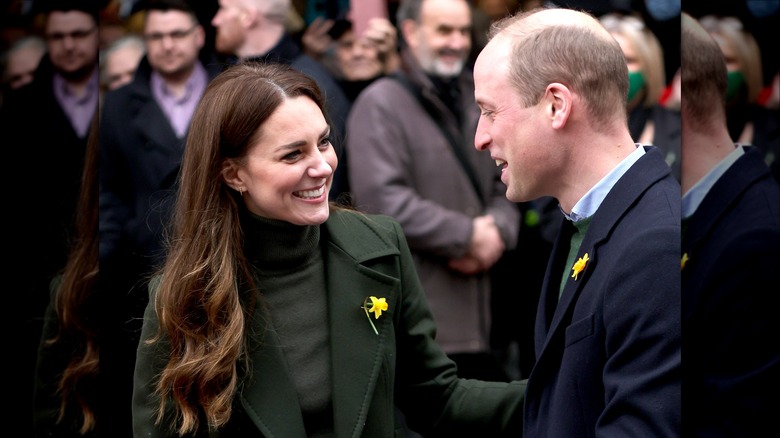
[383,217,525,436]
[98,91,133,264]
[599,224,681,436]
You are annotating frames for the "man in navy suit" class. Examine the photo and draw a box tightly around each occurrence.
[680,13,780,436]
[472,8,681,437]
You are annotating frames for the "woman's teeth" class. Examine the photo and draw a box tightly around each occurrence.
[295,186,324,199]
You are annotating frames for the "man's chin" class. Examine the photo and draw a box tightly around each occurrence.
[56,64,96,82]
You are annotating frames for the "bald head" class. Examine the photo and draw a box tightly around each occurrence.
[479,7,628,131]
[488,8,613,43]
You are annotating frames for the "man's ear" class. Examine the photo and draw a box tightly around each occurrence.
[399,19,417,50]
[544,82,572,130]
[242,6,259,28]
[221,159,242,190]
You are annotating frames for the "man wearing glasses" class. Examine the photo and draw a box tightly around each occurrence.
[98,1,222,433]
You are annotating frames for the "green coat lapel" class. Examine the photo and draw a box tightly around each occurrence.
[324,213,400,437]
[326,239,398,437]
[239,308,307,437]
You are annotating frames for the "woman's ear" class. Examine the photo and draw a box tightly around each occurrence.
[544,82,572,130]
[221,159,242,191]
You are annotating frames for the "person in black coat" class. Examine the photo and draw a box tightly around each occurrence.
[473,8,680,436]
[0,0,100,430]
[680,13,780,436]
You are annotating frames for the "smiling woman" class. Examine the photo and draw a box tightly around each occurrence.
[131,61,526,437]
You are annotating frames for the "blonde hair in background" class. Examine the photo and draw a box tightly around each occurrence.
[600,13,665,108]
[700,15,763,103]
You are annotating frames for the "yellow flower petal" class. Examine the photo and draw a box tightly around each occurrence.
[571,253,589,280]
[681,253,689,270]
[368,296,388,319]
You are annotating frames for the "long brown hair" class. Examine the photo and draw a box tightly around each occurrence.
[45,113,100,434]
[149,62,328,435]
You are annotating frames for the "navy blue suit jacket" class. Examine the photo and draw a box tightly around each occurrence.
[525,146,681,437]
[682,146,780,436]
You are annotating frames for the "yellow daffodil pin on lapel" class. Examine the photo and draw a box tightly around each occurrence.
[681,253,689,270]
[571,253,589,280]
[362,296,388,335]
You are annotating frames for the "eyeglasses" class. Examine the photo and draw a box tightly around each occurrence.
[700,15,744,32]
[45,26,97,42]
[600,13,646,32]
[144,24,198,43]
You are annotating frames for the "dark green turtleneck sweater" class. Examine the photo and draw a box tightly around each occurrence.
[241,210,333,437]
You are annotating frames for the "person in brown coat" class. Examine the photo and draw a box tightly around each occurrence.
[346,0,520,382]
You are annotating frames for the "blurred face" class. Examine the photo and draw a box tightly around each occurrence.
[335,29,383,81]
[712,33,740,72]
[104,44,144,90]
[712,33,746,101]
[44,11,99,80]
[212,0,248,55]
[406,0,471,78]
[4,45,45,89]
[612,32,645,105]
[144,10,204,78]
[612,33,640,73]
[229,96,337,225]
[474,37,559,202]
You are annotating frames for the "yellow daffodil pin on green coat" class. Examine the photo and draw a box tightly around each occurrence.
[571,253,589,280]
[362,296,388,335]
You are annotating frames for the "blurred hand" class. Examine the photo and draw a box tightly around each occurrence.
[363,17,400,73]
[448,215,506,275]
[448,254,485,275]
[302,17,335,60]
[363,18,396,58]
[469,215,505,270]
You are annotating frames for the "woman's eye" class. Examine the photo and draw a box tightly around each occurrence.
[283,150,302,161]
[319,138,332,149]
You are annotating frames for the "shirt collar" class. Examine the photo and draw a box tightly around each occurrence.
[53,69,99,104]
[149,63,207,104]
[682,144,743,218]
[562,144,646,222]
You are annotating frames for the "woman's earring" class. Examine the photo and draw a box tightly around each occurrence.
[238,187,244,195]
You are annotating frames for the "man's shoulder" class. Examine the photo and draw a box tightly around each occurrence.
[351,74,418,109]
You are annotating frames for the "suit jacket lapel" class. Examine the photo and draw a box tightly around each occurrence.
[132,93,180,152]
[538,147,671,361]
[535,218,574,353]
[683,147,769,254]
[681,147,770,313]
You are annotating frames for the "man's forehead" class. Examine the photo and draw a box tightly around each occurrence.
[47,11,94,28]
